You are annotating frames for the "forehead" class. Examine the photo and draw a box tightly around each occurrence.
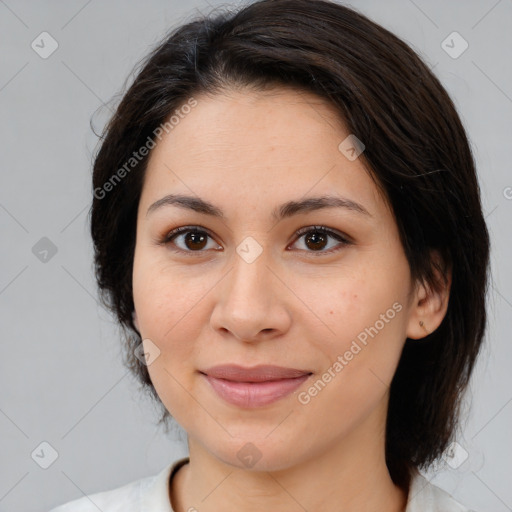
[141,86,387,219]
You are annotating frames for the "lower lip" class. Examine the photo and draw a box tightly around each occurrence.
[201,373,311,408]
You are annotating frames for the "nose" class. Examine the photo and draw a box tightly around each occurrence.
[209,249,292,343]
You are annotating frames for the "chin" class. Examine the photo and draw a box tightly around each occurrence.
[202,431,310,473]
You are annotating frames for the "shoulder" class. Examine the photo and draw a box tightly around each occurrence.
[47,456,189,512]
[47,474,151,512]
[406,471,476,512]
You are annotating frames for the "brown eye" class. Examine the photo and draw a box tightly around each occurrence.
[160,225,350,256]
[291,226,351,255]
[182,231,208,250]
[162,226,221,253]
[304,231,328,251]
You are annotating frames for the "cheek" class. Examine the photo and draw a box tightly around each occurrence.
[295,278,406,433]
[132,256,225,389]
[295,269,399,341]
[132,263,208,419]
[133,250,205,339]
[133,278,202,355]
[296,260,408,382]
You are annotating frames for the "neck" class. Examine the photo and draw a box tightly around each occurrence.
[170,405,408,512]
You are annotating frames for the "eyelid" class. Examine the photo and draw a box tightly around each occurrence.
[289,225,352,256]
[160,225,222,253]
[292,225,352,244]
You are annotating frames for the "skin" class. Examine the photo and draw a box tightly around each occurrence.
[131,86,451,512]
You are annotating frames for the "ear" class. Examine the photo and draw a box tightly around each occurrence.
[406,250,452,340]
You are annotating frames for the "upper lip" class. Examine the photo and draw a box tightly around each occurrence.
[200,364,312,382]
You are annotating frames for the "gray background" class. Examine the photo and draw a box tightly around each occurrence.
[0,1,511,511]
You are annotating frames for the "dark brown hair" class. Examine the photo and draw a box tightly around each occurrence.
[89,0,490,490]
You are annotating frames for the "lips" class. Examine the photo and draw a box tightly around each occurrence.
[201,364,311,382]
[200,364,313,408]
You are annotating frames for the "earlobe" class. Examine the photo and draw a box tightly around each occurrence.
[406,251,452,340]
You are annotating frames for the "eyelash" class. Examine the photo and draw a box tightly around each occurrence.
[159,225,352,257]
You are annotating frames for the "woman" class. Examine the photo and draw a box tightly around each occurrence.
[50,0,490,510]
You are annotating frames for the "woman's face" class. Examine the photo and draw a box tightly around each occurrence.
[132,87,420,471]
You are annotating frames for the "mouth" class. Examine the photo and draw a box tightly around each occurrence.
[199,364,313,408]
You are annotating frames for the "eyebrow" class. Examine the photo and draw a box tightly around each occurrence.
[146,193,371,221]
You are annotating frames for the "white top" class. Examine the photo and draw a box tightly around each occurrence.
[48,456,472,512]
